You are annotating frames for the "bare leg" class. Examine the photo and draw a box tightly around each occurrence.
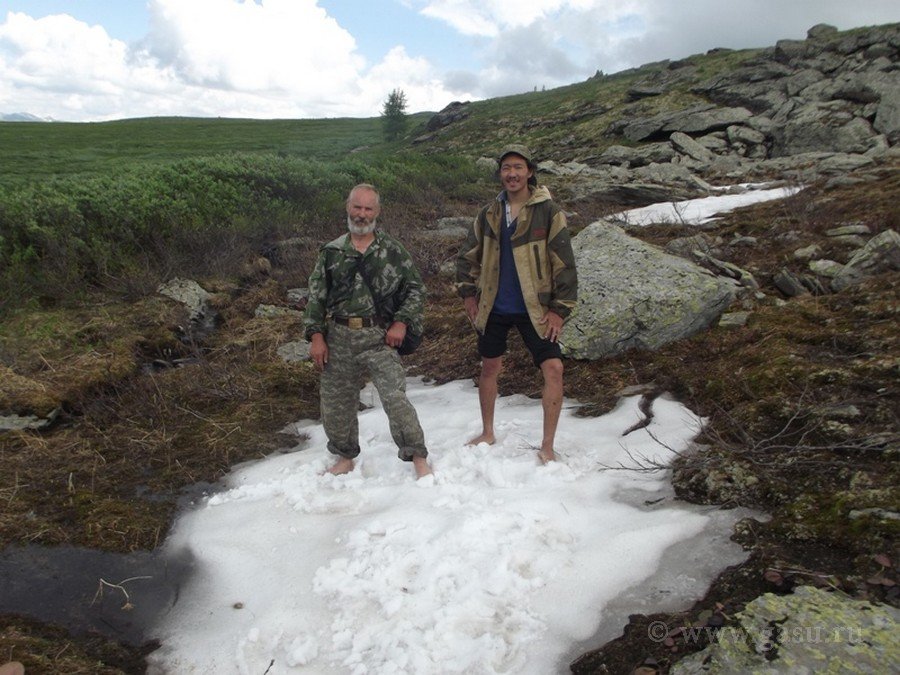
[413,455,433,478]
[467,356,502,445]
[538,358,564,463]
[326,457,355,475]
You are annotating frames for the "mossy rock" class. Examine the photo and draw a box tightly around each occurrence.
[672,585,900,674]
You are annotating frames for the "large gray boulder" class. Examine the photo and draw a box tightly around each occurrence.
[621,105,753,142]
[770,102,882,156]
[561,222,736,360]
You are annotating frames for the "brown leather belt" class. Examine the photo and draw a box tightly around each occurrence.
[332,316,379,329]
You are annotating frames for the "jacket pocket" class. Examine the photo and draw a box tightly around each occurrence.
[532,245,543,280]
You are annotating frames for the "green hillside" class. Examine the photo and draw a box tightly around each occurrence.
[0,40,768,185]
[0,112,431,183]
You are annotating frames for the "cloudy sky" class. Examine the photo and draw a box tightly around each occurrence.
[1,0,897,122]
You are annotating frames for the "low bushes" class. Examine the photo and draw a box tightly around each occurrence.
[0,151,487,312]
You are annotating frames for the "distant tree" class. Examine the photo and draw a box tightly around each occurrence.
[381,88,408,141]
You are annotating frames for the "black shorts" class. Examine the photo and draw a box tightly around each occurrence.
[478,312,562,367]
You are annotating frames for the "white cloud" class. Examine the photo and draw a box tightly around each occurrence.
[1,0,898,121]
[0,1,465,120]
[362,45,477,117]
[0,12,129,93]
[420,0,572,37]
[142,0,362,96]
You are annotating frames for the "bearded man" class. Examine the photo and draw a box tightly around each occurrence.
[303,183,432,478]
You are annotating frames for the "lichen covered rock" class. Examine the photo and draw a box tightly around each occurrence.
[672,585,900,673]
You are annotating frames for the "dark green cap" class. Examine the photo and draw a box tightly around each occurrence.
[498,144,535,168]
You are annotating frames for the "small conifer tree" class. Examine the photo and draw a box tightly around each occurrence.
[381,88,408,141]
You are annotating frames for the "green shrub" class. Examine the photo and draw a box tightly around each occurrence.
[0,150,485,312]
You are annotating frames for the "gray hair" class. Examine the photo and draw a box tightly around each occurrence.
[347,183,380,206]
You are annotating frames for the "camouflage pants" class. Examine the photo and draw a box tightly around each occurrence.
[320,321,427,461]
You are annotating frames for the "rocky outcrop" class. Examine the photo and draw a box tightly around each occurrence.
[416,101,472,142]
[561,222,736,360]
[582,23,899,198]
[689,23,899,158]
[425,101,471,132]
[613,104,754,143]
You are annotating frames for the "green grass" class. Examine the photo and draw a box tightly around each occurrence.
[0,113,432,184]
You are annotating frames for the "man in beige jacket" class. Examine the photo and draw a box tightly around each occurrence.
[455,145,578,463]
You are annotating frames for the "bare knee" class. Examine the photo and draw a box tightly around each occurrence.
[540,358,563,384]
[480,357,502,380]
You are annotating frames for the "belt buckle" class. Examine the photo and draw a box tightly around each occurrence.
[348,317,363,329]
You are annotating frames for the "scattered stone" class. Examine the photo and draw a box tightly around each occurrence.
[277,341,311,363]
[809,259,845,278]
[830,234,869,248]
[814,404,862,420]
[849,508,900,521]
[773,269,810,297]
[671,131,718,163]
[287,288,308,305]
[832,229,900,291]
[793,244,822,260]
[254,304,301,319]
[158,278,212,322]
[826,224,871,237]
[718,311,750,328]
[0,410,59,432]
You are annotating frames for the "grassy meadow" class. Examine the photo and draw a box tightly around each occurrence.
[0,113,432,183]
[0,111,490,314]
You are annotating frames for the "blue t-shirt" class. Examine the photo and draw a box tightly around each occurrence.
[493,201,527,314]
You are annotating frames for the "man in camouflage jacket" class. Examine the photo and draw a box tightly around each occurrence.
[456,145,577,464]
[304,183,431,478]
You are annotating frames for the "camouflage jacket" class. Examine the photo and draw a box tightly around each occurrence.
[455,185,577,334]
[303,230,426,341]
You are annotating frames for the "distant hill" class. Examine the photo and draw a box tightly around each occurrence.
[1,112,55,122]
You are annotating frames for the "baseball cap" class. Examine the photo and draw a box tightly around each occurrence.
[498,144,535,168]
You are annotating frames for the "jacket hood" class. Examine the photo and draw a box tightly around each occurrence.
[496,185,553,206]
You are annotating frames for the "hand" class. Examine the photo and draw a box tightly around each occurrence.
[385,321,407,349]
[309,333,329,370]
[538,310,564,342]
[463,296,478,325]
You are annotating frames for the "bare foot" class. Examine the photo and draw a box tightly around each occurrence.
[0,663,25,675]
[413,456,433,478]
[325,457,354,475]
[537,449,556,464]
[466,432,496,446]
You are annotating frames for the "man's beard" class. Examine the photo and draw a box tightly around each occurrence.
[347,215,376,235]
